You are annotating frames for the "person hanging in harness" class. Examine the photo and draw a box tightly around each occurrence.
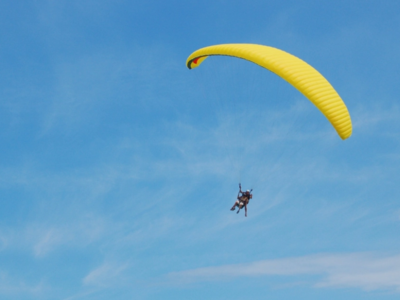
[230,183,253,217]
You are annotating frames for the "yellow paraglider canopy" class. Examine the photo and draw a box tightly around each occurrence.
[186,44,352,140]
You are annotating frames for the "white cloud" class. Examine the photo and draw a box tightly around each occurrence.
[352,104,400,135]
[83,261,128,288]
[168,252,400,292]
[0,214,107,258]
[33,228,64,257]
[0,271,47,296]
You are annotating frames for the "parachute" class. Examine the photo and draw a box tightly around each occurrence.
[186,44,352,140]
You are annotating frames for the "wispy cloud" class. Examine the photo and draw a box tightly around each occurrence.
[29,216,106,257]
[83,261,129,288]
[168,252,400,292]
[352,104,400,136]
[0,271,48,296]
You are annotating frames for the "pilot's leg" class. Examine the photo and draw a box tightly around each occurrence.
[230,200,239,211]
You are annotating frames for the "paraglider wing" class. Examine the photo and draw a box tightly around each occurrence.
[186,44,352,140]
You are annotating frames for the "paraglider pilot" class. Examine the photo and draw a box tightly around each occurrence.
[230,183,252,217]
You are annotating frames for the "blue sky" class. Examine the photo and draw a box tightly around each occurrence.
[1,1,400,299]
